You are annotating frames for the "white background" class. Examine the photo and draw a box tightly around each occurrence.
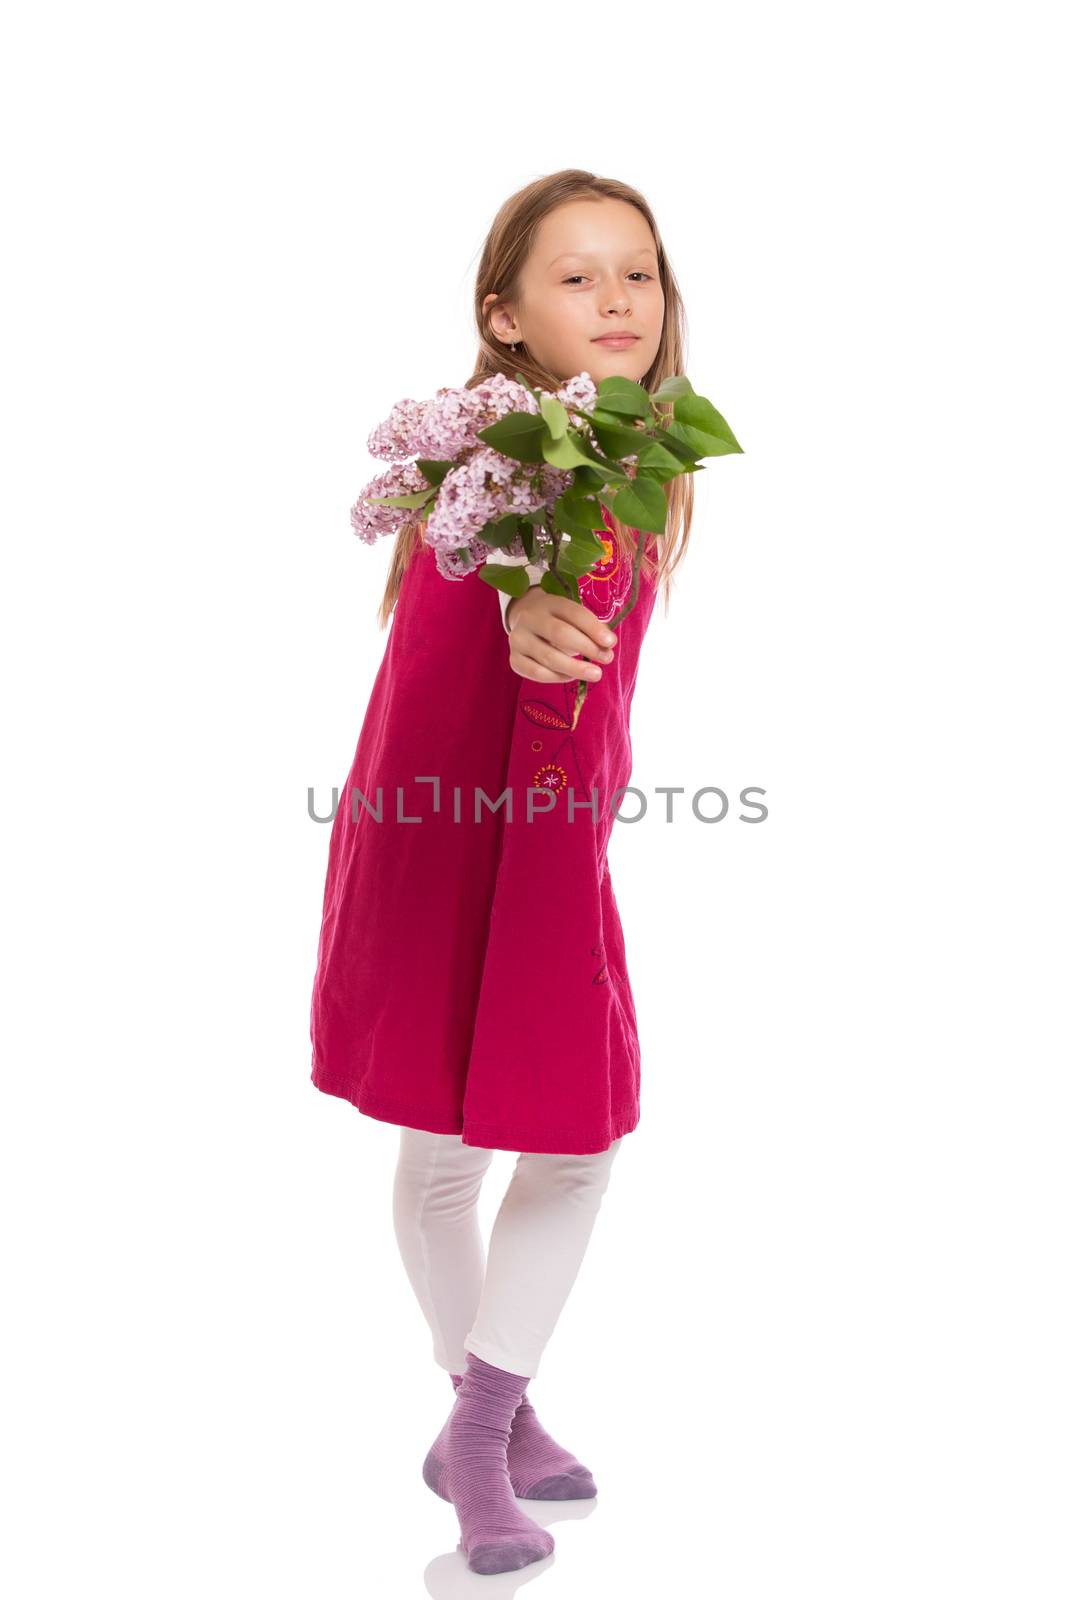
[3,2,1064,1595]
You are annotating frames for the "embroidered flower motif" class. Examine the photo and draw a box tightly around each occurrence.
[532,762,568,792]
[577,520,633,623]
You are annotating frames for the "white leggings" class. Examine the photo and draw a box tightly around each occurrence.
[391,1127,624,1380]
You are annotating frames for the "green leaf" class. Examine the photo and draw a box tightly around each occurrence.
[562,569,581,603]
[477,412,549,463]
[543,566,581,602]
[633,441,683,472]
[590,407,643,430]
[558,529,609,577]
[611,477,668,534]
[551,489,606,535]
[595,375,651,418]
[656,424,704,463]
[649,375,695,404]
[414,458,452,486]
[673,394,743,452]
[638,460,704,487]
[539,394,570,440]
[571,463,630,493]
[670,420,742,458]
[478,513,523,549]
[589,412,647,460]
[522,522,549,562]
[542,430,602,470]
[366,486,436,509]
[479,564,530,597]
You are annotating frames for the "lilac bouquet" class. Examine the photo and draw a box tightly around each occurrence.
[352,368,742,723]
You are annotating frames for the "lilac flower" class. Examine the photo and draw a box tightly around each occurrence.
[367,372,540,464]
[350,460,430,545]
[433,536,496,581]
[554,371,598,416]
[366,397,431,462]
[353,370,598,577]
[424,446,572,558]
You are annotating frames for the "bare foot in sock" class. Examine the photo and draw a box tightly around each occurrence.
[423,1354,555,1575]
[425,1371,597,1503]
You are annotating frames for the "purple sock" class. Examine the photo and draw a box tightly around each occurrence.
[423,1354,554,1575]
[442,1370,596,1499]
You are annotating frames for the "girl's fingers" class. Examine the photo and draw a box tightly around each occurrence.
[508,600,615,681]
[546,617,615,660]
[537,624,613,678]
[510,647,603,684]
[537,629,609,679]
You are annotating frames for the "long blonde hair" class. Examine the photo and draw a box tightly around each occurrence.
[377,168,695,629]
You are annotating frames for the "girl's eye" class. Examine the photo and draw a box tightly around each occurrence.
[563,272,655,285]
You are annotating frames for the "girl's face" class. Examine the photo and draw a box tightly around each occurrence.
[484,197,666,388]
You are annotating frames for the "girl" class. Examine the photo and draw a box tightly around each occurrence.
[309,169,695,1575]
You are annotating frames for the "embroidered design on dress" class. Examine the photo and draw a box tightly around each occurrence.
[517,511,638,804]
[532,762,568,792]
[577,529,633,622]
[520,681,592,802]
[520,701,572,730]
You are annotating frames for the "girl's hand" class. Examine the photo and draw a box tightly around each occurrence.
[505,586,616,683]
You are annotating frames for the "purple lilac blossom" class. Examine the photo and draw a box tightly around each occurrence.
[554,371,598,416]
[366,397,432,462]
[424,446,572,556]
[350,460,431,545]
[434,536,497,580]
[367,372,540,463]
[354,370,605,578]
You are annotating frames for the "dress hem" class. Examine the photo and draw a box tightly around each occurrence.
[310,1057,638,1157]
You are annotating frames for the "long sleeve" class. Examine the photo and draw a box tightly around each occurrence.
[483,548,549,634]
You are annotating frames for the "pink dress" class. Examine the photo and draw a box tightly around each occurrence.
[309,505,659,1155]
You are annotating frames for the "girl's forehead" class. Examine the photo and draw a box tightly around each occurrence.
[530,201,656,259]
[546,244,657,265]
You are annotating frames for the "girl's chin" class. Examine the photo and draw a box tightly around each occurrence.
[549,355,645,386]
[586,359,644,387]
